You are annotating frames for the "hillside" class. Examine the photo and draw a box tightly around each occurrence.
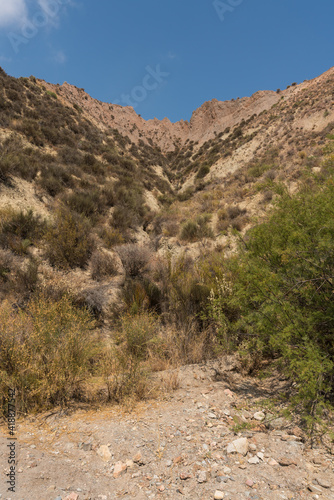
[1,65,334,500]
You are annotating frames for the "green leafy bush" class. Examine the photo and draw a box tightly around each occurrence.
[207,173,334,428]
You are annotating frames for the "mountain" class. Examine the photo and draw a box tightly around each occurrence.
[0,64,334,427]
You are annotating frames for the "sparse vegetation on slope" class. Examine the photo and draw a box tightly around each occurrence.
[1,66,334,434]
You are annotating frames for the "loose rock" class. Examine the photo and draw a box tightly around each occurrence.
[96,445,111,462]
[197,470,208,483]
[226,437,249,456]
[253,411,265,421]
[113,461,127,478]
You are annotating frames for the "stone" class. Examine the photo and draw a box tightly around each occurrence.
[249,444,257,452]
[248,456,260,464]
[226,437,249,456]
[315,477,331,489]
[288,426,304,439]
[113,461,127,478]
[63,494,79,500]
[133,451,145,465]
[214,491,225,499]
[197,470,208,483]
[308,484,323,493]
[126,459,134,468]
[217,476,229,483]
[267,417,287,430]
[82,443,92,452]
[180,472,192,480]
[246,479,254,487]
[253,411,265,421]
[268,459,278,466]
[224,389,234,398]
[173,455,183,465]
[279,458,297,467]
[97,445,111,462]
[257,452,264,461]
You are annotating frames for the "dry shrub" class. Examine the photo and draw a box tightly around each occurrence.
[0,295,97,412]
[101,346,152,403]
[0,248,13,282]
[115,243,151,278]
[99,226,124,248]
[90,250,118,281]
[153,323,219,366]
[227,205,246,220]
[230,215,249,231]
[180,215,213,242]
[0,208,45,255]
[162,220,179,237]
[262,190,273,203]
[75,286,107,318]
[115,312,160,360]
[101,313,160,402]
[45,207,95,269]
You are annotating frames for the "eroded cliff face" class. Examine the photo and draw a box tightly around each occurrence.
[41,79,281,152]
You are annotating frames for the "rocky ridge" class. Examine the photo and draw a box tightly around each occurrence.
[41,66,334,153]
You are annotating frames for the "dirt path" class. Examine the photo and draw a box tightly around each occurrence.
[1,359,334,500]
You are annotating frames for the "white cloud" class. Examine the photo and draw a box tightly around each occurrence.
[0,0,28,27]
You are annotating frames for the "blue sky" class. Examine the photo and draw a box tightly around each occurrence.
[0,0,333,122]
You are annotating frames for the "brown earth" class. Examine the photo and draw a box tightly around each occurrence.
[1,358,334,500]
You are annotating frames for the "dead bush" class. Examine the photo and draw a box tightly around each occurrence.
[115,244,151,278]
[90,250,118,281]
[227,205,246,220]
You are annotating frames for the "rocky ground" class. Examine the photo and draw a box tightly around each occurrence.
[1,358,334,500]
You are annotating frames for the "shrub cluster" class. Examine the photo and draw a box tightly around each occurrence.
[0,295,97,412]
[180,214,214,241]
[44,207,95,269]
[207,171,334,428]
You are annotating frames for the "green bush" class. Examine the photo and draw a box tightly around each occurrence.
[46,90,57,99]
[207,173,334,428]
[196,164,210,179]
